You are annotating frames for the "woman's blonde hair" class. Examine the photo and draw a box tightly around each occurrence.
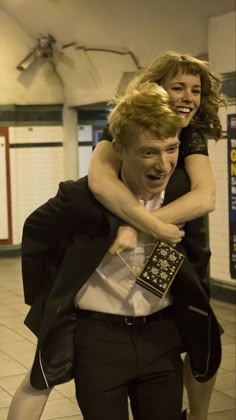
[108,82,182,146]
[126,51,225,139]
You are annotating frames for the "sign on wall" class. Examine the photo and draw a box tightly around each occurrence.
[227,114,236,279]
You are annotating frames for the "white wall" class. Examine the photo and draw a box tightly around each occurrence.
[208,11,236,73]
[9,126,64,244]
[8,123,94,244]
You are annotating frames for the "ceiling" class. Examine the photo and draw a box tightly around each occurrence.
[1,0,235,65]
[0,0,235,106]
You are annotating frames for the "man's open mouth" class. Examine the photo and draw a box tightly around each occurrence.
[147,174,163,181]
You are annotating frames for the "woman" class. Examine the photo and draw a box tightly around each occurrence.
[7,52,224,420]
[88,52,225,420]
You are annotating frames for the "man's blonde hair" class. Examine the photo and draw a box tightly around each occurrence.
[108,82,182,146]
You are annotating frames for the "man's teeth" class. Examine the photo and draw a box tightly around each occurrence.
[178,107,191,114]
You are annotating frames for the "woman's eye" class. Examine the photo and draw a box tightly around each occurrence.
[172,86,182,91]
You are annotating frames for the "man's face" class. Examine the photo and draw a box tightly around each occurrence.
[114,129,180,201]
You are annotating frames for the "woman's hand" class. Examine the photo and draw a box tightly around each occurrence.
[156,222,185,246]
[109,225,138,255]
[108,222,184,255]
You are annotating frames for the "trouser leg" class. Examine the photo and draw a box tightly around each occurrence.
[74,316,132,420]
[74,310,183,420]
[129,348,183,420]
[129,315,183,420]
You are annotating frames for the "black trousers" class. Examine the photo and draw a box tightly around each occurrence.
[74,307,183,420]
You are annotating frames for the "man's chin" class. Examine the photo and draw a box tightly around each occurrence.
[146,181,168,194]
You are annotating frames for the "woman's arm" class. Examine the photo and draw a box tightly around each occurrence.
[89,141,215,229]
[152,154,216,224]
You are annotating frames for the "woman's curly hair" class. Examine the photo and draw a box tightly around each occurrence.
[125,51,226,140]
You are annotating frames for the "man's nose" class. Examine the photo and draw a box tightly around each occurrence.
[154,155,170,172]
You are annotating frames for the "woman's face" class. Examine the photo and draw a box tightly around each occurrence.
[162,71,201,127]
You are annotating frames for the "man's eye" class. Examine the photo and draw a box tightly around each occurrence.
[168,147,179,153]
[144,150,154,156]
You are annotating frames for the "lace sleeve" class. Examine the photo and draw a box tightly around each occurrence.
[180,126,209,159]
[99,125,113,142]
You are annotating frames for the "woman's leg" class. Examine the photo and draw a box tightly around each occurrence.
[7,371,52,420]
[183,354,217,420]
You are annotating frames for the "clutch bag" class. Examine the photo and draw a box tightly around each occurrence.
[136,241,185,298]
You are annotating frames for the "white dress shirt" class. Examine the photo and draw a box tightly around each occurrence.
[74,191,172,316]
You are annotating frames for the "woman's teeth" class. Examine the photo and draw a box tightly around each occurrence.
[178,107,191,114]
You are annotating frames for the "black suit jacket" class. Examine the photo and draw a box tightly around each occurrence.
[23,172,221,384]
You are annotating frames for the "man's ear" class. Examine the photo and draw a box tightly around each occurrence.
[112,139,124,158]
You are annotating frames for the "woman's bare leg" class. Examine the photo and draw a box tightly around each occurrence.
[7,371,52,420]
[184,354,217,420]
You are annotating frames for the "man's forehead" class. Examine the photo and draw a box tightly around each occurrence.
[139,130,179,144]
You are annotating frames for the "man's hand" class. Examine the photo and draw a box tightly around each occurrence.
[109,225,138,255]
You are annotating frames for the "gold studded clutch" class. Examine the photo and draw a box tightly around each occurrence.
[136,241,185,298]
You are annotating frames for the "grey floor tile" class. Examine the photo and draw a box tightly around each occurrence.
[40,398,81,420]
[0,389,12,408]
[220,356,236,372]
[0,407,8,420]
[209,409,236,420]
[215,372,236,392]
[223,390,236,399]
[221,321,236,337]
[0,352,27,377]
[222,334,236,346]
[55,380,76,398]
[208,389,235,412]
[0,374,25,394]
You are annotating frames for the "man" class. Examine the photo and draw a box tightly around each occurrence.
[20,83,221,420]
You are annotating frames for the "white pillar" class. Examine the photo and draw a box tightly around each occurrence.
[62,105,79,180]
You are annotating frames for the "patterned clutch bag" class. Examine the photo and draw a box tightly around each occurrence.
[136,241,185,298]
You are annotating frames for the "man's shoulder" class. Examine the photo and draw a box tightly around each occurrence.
[59,176,89,193]
[58,176,121,226]
[59,176,95,203]
[58,176,109,214]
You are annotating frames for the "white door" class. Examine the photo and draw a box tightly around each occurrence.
[0,135,9,239]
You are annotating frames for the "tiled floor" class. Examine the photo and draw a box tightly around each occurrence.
[0,257,235,420]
